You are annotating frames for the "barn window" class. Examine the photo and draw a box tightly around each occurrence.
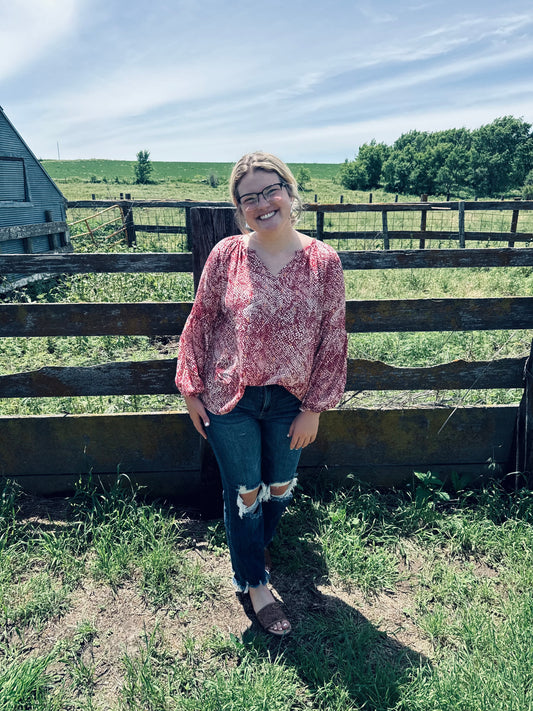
[0,157,28,201]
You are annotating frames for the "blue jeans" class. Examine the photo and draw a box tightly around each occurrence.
[206,385,302,592]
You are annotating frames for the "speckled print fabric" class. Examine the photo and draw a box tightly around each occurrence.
[175,235,347,414]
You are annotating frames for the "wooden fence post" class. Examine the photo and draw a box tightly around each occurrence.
[316,210,324,241]
[382,211,389,250]
[189,206,238,516]
[419,194,428,249]
[185,207,192,251]
[512,338,533,487]
[458,201,465,248]
[45,209,60,251]
[190,206,237,292]
[121,201,137,247]
[509,199,520,248]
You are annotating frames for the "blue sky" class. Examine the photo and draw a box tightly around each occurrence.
[1,0,532,163]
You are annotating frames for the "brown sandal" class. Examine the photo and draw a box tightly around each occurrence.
[255,601,291,637]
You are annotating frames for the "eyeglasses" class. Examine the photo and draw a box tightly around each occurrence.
[237,182,287,208]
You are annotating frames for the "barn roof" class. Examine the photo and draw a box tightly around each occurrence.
[0,106,66,204]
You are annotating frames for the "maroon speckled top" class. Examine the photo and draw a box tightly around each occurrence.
[175,235,347,414]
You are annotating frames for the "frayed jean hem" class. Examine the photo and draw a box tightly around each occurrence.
[232,571,271,595]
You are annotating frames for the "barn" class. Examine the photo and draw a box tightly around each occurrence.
[0,106,72,291]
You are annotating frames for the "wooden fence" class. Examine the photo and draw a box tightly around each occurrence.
[0,219,72,292]
[0,204,532,511]
[66,198,533,250]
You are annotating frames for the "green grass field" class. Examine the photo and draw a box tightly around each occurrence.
[41,159,409,204]
[41,159,342,183]
[41,159,344,205]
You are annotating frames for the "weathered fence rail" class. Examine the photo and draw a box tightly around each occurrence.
[3,247,533,274]
[0,220,73,292]
[0,296,532,338]
[0,205,531,505]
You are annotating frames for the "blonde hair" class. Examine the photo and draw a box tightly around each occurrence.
[230,151,303,232]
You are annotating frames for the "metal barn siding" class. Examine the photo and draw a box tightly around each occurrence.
[0,157,26,201]
[0,107,72,290]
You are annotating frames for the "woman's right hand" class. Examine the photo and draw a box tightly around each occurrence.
[184,395,210,439]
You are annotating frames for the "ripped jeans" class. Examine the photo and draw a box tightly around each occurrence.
[206,385,302,592]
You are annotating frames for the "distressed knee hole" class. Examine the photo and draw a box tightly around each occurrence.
[237,483,268,518]
[269,477,298,501]
[271,484,289,497]
[239,486,260,509]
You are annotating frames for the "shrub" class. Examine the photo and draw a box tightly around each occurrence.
[134,150,153,185]
[296,167,311,191]
[523,169,533,199]
[207,173,219,188]
[523,184,533,199]
[339,160,368,190]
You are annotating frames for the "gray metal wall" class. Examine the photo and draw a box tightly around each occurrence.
[0,109,66,231]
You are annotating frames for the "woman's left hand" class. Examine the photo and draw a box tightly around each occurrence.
[288,411,320,450]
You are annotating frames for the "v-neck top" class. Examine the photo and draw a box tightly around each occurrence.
[175,234,347,414]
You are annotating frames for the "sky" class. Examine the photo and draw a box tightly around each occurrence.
[1,0,533,163]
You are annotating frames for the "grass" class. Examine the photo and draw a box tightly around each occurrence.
[2,474,533,709]
[43,158,464,208]
[41,160,346,205]
[41,159,341,185]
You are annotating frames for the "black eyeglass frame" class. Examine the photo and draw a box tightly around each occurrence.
[237,182,288,207]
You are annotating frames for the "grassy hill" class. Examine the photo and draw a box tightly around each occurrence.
[41,159,341,184]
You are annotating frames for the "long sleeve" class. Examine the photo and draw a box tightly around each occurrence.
[175,245,224,398]
[300,250,347,412]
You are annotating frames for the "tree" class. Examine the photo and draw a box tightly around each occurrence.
[296,167,312,191]
[358,140,389,187]
[382,147,417,193]
[344,116,532,198]
[339,160,368,191]
[469,117,532,196]
[340,140,389,191]
[134,149,153,184]
[435,146,470,196]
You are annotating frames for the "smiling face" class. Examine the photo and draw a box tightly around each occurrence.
[235,169,293,235]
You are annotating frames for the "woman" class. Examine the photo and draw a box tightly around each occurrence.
[175,152,347,636]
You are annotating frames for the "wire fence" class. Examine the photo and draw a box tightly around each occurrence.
[67,201,533,255]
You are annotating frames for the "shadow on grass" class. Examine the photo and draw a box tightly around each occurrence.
[237,564,428,711]
[232,491,429,711]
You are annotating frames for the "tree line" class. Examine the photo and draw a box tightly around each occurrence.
[340,116,533,198]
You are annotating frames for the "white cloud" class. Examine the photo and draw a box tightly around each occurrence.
[284,30,533,120]
[0,0,82,81]
[29,52,265,130]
